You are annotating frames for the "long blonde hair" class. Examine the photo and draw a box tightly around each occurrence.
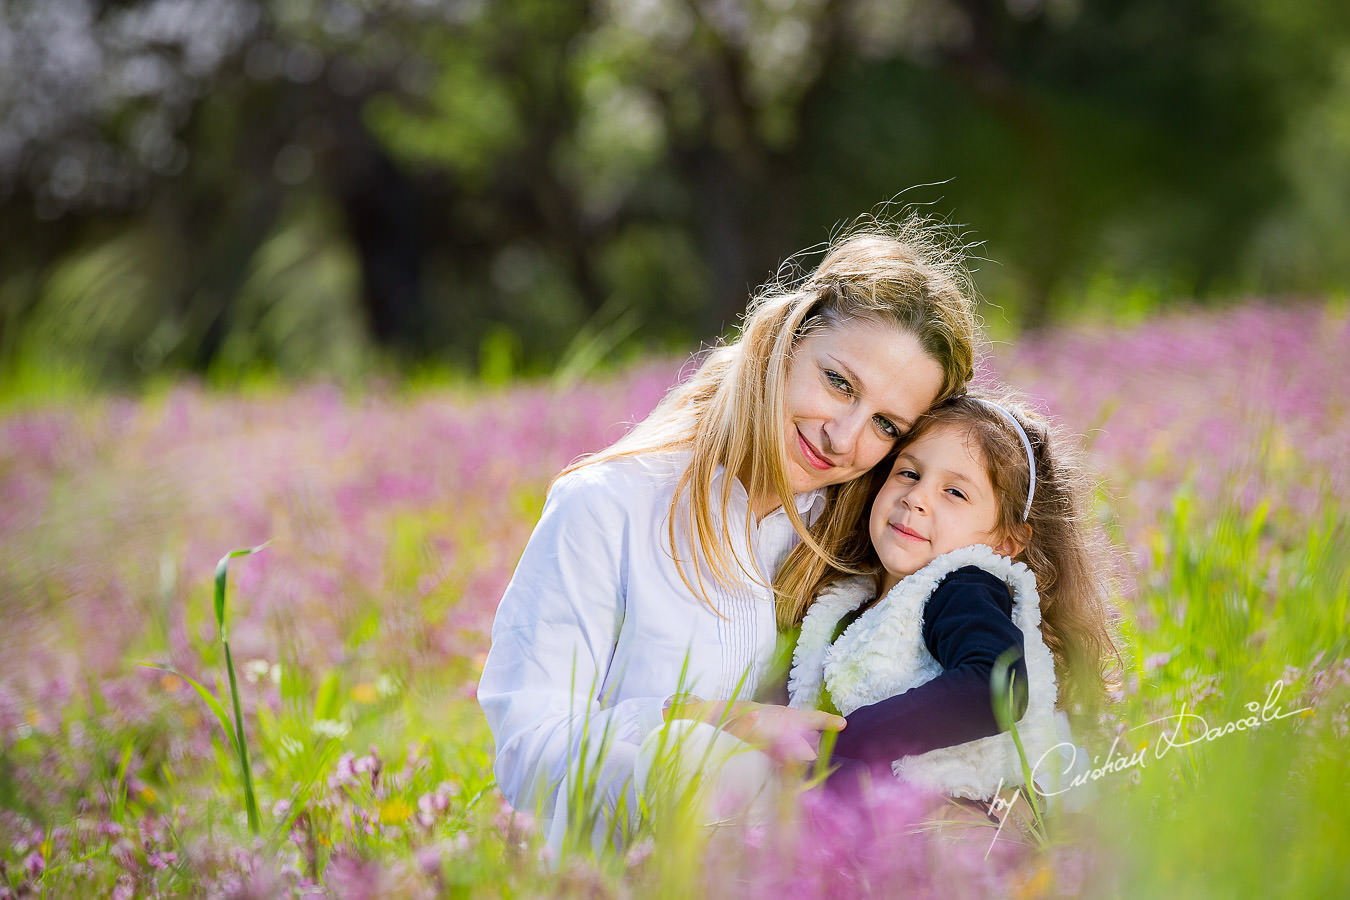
[563,215,980,607]
[778,392,1123,709]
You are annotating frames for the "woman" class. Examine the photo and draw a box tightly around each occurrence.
[478,216,979,849]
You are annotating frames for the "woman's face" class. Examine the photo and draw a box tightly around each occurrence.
[781,317,945,496]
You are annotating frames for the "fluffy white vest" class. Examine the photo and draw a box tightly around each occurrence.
[788,545,1075,801]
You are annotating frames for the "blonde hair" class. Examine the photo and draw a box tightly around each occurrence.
[562,214,979,607]
[777,392,1123,710]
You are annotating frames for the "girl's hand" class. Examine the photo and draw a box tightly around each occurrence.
[667,699,846,764]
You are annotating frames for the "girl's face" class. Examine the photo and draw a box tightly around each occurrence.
[779,318,945,500]
[869,422,1014,593]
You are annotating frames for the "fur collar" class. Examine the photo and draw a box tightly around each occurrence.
[787,544,1072,800]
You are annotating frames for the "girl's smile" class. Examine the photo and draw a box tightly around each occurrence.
[888,520,927,542]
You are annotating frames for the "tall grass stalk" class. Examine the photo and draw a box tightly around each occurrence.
[991,658,1049,843]
[215,546,266,834]
[143,544,267,835]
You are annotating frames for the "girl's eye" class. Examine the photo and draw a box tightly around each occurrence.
[945,487,968,500]
[897,468,919,481]
[823,369,852,394]
[873,415,899,439]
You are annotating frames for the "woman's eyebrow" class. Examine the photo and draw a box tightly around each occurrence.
[828,355,916,431]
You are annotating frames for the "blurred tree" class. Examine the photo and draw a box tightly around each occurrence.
[791,0,1350,324]
[2,0,1348,383]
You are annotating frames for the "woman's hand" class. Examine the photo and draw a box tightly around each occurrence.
[667,698,846,765]
[726,703,847,764]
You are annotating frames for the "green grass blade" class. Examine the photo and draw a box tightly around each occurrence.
[990,650,1047,840]
[223,639,261,834]
[140,663,239,758]
[214,544,268,639]
[213,545,268,835]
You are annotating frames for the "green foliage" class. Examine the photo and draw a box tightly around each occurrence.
[12,228,177,385]
[6,0,1350,382]
[1079,490,1350,897]
[209,205,369,385]
[365,49,523,185]
[1135,492,1349,700]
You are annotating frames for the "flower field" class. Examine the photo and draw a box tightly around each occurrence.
[2,300,1348,898]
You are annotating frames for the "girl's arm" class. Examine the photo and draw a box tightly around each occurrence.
[477,467,665,835]
[829,566,1028,768]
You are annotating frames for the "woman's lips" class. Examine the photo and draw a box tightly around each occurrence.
[890,522,927,542]
[797,430,834,471]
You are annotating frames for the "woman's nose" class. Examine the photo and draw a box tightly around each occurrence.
[822,408,867,457]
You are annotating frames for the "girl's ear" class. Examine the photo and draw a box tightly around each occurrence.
[995,524,1031,560]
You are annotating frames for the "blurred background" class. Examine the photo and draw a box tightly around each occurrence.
[3,0,1349,390]
[3,6,1349,894]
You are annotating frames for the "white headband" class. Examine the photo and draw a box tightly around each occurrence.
[970,398,1037,521]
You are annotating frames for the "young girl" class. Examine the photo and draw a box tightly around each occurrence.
[779,392,1119,805]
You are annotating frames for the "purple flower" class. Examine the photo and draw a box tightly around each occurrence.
[331,752,357,788]
[112,838,140,871]
[625,837,654,867]
[1143,651,1173,673]
[414,844,442,879]
[146,849,177,870]
[353,748,382,791]
[325,853,382,900]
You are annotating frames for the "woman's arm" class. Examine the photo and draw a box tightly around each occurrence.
[829,567,1029,768]
[477,468,665,832]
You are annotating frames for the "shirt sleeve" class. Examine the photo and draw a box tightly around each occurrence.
[476,466,667,835]
[829,566,1029,769]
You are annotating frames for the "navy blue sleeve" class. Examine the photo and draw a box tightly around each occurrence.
[829,566,1029,771]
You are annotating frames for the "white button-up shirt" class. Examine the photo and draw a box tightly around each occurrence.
[478,451,824,843]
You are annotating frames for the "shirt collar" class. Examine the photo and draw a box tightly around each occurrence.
[796,487,827,523]
[713,464,827,524]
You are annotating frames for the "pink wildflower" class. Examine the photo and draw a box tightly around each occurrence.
[353,747,382,789]
[331,752,357,788]
[147,849,177,870]
[1143,651,1173,672]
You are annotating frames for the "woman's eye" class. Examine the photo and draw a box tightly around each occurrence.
[823,369,852,394]
[873,415,899,439]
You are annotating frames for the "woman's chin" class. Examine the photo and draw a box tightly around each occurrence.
[789,468,834,495]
